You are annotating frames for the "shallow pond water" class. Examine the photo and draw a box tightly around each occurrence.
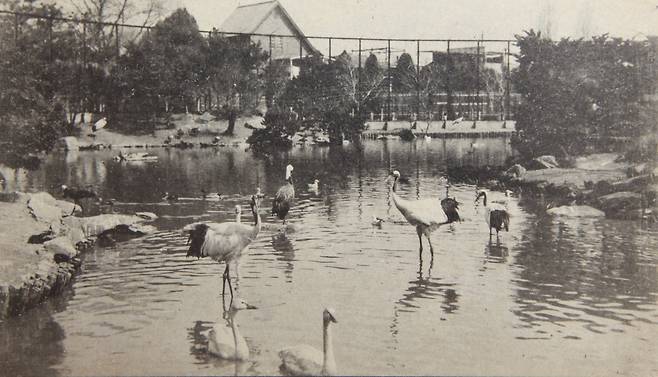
[1,138,657,376]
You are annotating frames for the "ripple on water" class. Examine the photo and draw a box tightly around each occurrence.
[2,141,657,376]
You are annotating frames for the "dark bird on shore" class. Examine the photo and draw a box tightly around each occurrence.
[162,192,178,202]
[184,195,262,297]
[61,185,97,215]
[272,164,295,225]
[388,170,461,256]
[475,189,510,238]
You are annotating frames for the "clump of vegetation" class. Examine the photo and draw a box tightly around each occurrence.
[0,2,76,164]
[246,111,300,153]
[513,30,656,159]
[398,129,416,141]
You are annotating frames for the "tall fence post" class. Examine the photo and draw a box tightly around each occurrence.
[358,38,362,113]
[387,39,391,121]
[416,40,420,120]
[446,40,452,120]
[506,40,511,121]
[475,39,480,126]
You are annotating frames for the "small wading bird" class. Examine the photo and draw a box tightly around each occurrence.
[388,171,460,256]
[184,195,262,297]
[61,185,98,215]
[162,192,178,202]
[371,215,385,227]
[279,308,338,376]
[272,164,295,225]
[475,189,510,238]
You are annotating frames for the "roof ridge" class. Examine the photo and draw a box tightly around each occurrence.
[237,0,277,9]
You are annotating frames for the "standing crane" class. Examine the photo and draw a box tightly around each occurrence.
[184,195,261,297]
[388,171,460,256]
[475,189,510,238]
[272,164,295,225]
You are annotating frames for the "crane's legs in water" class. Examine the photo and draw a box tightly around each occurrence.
[222,264,233,297]
[416,226,423,252]
[425,233,434,257]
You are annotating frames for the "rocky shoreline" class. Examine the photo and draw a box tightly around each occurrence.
[0,192,155,320]
[499,154,657,220]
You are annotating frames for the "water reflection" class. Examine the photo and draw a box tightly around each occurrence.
[1,138,657,376]
[511,213,658,334]
[485,238,510,263]
[271,233,295,282]
[0,288,73,376]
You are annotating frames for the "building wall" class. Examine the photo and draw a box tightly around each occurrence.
[251,7,314,60]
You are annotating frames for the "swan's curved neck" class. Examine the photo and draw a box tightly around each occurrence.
[481,192,488,207]
[391,176,398,193]
[322,320,336,376]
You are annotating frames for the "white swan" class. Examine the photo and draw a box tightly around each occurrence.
[308,179,320,191]
[279,308,338,376]
[207,299,250,360]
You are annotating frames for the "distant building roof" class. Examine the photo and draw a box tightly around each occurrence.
[218,0,318,55]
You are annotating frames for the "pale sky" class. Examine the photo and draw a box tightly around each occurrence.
[171,0,658,41]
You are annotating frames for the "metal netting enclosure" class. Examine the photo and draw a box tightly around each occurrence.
[0,9,519,121]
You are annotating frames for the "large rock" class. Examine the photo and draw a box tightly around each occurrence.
[612,174,655,193]
[27,192,79,225]
[504,164,526,179]
[597,192,643,214]
[43,237,78,262]
[527,155,559,170]
[62,214,151,238]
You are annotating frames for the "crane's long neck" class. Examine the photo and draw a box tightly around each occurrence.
[251,206,261,235]
[392,176,398,193]
[322,320,336,376]
[482,192,488,207]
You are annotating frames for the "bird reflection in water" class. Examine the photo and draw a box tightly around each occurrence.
[271,232,295,283]
[485,238,510,263]
[188,296,256,375]
[390,254,460,341]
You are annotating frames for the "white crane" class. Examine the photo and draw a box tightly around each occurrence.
[388,171,460,256]
[184,195,261,297]
[279,308,338,376]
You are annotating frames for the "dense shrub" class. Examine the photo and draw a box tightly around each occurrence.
[246,111,300,152]
[513,31,656,158]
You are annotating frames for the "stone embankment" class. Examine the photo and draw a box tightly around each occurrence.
[0,192,156,319]
[500,153,657,220]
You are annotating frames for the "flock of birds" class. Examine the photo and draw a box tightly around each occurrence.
[58,164,513,375]
[173,164,512,375]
